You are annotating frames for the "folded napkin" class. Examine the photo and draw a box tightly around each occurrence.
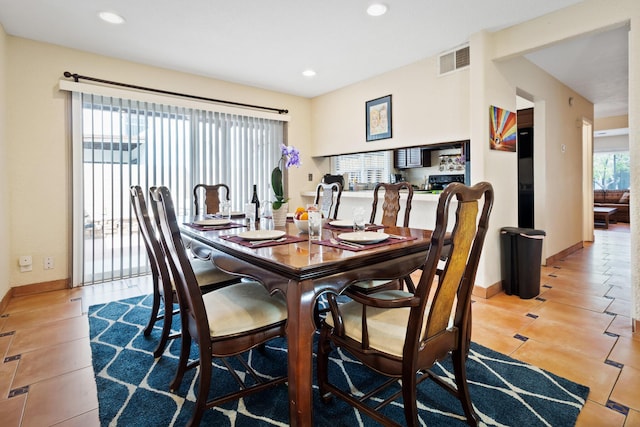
[183,222,246,231]
[220,234,307,248]
[313,235,416,252]
[322,223,385,232]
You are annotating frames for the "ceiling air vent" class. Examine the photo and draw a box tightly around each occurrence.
[439,45,470,75]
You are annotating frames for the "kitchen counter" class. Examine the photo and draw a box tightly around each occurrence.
[300,189,454,230]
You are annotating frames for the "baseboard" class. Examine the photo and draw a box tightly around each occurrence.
[11,279,71,298]
[0,287,14,314]
[545,241,584,265]
[472,281,503,299]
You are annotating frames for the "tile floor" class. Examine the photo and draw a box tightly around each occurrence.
[0,223,637,426]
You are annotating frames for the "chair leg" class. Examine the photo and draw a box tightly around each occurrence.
[144,273,161,336]
[402,372,419,427]
[188,347,212,427]
[170,329,192,392]
[451,348,478,426]
[153,293,173,358]
[317,326,333,402]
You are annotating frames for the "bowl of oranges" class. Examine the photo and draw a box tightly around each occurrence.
[293,206,323,233]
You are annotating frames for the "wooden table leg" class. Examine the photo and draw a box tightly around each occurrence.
[286,279,317,427]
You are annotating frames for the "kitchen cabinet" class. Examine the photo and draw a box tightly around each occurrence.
[394,148,431,169]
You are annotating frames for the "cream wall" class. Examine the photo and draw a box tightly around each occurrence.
[496,56,593,260]
[0,25,10,300]
[311,55,470,157]
[6,37,312,288]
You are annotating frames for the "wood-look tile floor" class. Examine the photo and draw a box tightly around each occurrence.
[0,223,637,426]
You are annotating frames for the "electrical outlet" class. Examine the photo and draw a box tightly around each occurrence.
[19,255,32,273]
[308,173,313,181]
[44,256,54,270]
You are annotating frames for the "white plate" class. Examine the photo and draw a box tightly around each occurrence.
[237,230,286,241]
[193,219,231,226]
[338,231,389,244]
[329,220,354,228]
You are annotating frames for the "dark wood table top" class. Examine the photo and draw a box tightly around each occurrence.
[180,218,433,282]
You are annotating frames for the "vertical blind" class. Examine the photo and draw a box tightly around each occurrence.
[73,93,284,286]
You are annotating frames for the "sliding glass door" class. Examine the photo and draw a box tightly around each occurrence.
[72,93,283,286]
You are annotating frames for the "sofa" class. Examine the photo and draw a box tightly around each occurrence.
[594,190,630,223]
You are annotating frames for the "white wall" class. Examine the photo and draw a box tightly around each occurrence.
[5,37,312,288]
[0,24,10,300]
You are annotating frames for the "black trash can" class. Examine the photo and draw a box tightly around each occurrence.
[500,227,546,299]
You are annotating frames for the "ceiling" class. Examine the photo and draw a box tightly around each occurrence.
[0,0,628,119]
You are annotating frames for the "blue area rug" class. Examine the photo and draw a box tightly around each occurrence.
[89,295,589,426]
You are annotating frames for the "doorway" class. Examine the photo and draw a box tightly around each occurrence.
[517,108,534,229]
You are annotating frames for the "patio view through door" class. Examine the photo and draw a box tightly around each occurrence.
[70,90,284,286]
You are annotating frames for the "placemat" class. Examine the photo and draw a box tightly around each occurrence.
[220,234,307,248]
[183,222,246,231]
[322,223,385,232]
[313,235,416,251]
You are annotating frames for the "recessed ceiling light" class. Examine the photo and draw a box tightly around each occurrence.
[367,4,388,17]
[99,11,125,25]
[302,69,316,77]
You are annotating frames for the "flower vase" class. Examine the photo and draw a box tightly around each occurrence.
[272,202,289,227]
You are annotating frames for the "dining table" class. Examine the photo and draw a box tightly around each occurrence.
[179,216,434,426]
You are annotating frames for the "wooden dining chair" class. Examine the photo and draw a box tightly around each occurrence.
[314,181,415,327]
[314,182,343,219]
[191,183,231,260]
[193,183,230,215]
[152,186,288,427]
[369,181,414,227]
[350,181,415,293]
[317,182,494,426]
[129,186,239,358]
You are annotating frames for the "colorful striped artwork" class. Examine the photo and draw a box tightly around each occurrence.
[489,105,517,152]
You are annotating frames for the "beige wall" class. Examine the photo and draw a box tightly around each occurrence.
[0,24,10,300]
[497,56,593,261]
[311,55,470,157]
[595,115,628,131]
[5,37,312,288]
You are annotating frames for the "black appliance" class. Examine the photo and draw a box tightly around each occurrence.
[323,174,344,188]
[428,174,465,190]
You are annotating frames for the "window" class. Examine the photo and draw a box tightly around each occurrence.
[73,93,284,285]
[332,151,392,188]
[593,152,630,190]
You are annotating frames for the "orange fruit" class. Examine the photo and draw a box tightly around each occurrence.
[300,212,309,220]
[295,207,306,215]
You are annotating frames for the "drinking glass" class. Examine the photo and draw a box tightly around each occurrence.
[220,200,231,219]
[308,211,322,240]
[261,201,274,230]
[353,207,366,232]
[245,203,256,229]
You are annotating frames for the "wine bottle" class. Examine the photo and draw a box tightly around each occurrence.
[251,184,260,222]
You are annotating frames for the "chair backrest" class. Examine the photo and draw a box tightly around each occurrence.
[369,182,414,227]
[314,182,343,219]
[152,186,209,346]
[129,185,172,296]
[408,182,493,359]
[193,183,230,215]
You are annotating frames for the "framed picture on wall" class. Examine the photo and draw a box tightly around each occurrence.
[489,105,517,152]
[366,95,392,141]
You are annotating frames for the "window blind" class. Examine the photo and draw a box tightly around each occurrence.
[333,151,392,187]
[71,92,284,286]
